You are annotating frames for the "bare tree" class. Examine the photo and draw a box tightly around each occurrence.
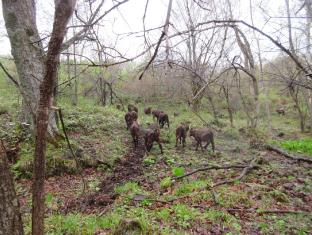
[2,0,130,137]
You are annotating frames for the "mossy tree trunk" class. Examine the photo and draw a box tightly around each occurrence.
[2,0,59,137]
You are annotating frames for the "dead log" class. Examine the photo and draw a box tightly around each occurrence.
[266,144,312,164]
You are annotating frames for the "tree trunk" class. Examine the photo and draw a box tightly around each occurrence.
[289,86,305,132]
[234,27,259,129]
[222,85,234,127]
[32,1,76,235]
[207,91,218,123]
[0,143,24,235]
[249,0,271,133]
[2,0,59,137]
[110,83,113,105]
[72,42,78,106]
[191,77,203,111]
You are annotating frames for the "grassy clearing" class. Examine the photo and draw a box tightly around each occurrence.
[1,74,312,233]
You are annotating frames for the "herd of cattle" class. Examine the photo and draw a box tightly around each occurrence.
[124,104,215,154]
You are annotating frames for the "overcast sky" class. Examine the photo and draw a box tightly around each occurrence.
[0,0,296,60]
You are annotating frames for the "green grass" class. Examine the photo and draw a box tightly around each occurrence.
[280,139,312,156]
[44,213,121,235]
[1,64,312,234]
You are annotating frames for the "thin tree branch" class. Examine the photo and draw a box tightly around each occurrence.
[0,61,19,87]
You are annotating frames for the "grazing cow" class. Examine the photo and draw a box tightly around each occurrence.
[130,120,140,147]
[125,111,138,129]
[128,104,138,113]
[175,122,190,147]
[144,124,163,154]
[189,127,215,152]
[144,107,152,115]
[152,109,162,121]
[158,112,170,128]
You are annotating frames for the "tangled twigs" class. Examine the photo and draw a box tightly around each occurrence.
[173,164,247,181]
[212,158,259,188]
[266,145,312,164]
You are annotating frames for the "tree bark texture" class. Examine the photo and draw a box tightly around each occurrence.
[2,0,59,136]
[0,143,24,235]
[32,1,76,235]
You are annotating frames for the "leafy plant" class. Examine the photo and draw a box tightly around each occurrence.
[143,157,156,166]
[160,177,172,189]
[172,204,200,228]
[172,167,185,177]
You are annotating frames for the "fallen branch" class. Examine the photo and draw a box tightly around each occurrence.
[0,61,20,87]
[173,164,247,180]
[57,108,87,194]
[212,158,259,188]
[191,204,311,215]
[266,145,312,164]
[227,208,312,215]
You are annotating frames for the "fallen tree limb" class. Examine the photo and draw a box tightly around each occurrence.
[266,145,312,164]
[173,164,247,181]
[191,204,312,215]
[58,108,87,194]
[227,208,312,215]
[212,158,259,188]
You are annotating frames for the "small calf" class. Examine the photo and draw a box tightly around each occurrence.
[158,112,170,128]
[144,107,152,115]
[144,125,163,154]
[128,104,138,113]
[130,120,140,147]
[175,122,190,147]
[190,127,215,152]
[125,111,138,129]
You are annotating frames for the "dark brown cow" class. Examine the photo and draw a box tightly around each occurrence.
[130,120,140,147]
[125,111,138,129]
[190,127,215,152]
[158,112,170,128]
[144,107,152,115]
[175,122,190,147]
[151,109,162,121]
[144,124,163,154]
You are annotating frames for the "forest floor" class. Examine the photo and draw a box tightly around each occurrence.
[1,92,312,234]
